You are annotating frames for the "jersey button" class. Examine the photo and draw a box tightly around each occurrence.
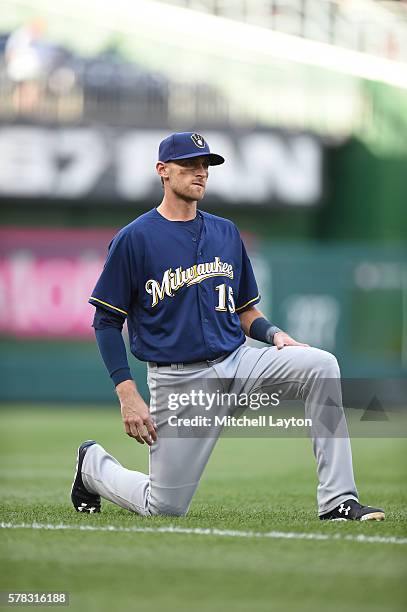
[192,237,197,242]
[204,318,208,323]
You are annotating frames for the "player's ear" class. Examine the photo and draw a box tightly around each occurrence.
[156,161,169,180]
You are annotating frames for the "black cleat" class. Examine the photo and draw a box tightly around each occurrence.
[320,499,385,521]
[71,440,101,514]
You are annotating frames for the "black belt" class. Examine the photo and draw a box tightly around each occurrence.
[150,353,229,370]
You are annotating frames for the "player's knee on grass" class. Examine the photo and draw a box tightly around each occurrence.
[147,482,195,517]
[148,500,189,517]
[148,489,191,517]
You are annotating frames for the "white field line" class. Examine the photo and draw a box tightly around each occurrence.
[1,522,406,545]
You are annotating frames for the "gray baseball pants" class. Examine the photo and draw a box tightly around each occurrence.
[82,344,358,516]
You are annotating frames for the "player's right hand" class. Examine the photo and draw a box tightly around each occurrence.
[116,380,157,445]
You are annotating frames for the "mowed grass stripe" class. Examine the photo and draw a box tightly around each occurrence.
[1,521,406,545]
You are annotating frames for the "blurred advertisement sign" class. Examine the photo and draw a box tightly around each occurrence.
[0,228,113,338]
[0,127,323,206]
[0,227,263,340]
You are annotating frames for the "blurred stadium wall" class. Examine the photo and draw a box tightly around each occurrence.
[0,0,406,403]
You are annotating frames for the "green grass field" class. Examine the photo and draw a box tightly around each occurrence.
[1,407,406,612]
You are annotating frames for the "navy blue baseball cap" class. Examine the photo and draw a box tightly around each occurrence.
[158,132,225,166]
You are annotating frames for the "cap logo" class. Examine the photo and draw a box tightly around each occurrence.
[191,133,206,149]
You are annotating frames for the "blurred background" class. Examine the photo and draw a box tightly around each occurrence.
[0,0,406,403]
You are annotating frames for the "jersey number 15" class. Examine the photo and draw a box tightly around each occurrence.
[215,283,236,314]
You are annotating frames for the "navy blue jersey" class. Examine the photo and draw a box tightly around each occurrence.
[89,208,260,363]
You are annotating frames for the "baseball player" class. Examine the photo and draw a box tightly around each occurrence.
[71,132,384,521]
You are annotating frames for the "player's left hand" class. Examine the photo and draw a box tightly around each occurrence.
[273,331,310,350]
